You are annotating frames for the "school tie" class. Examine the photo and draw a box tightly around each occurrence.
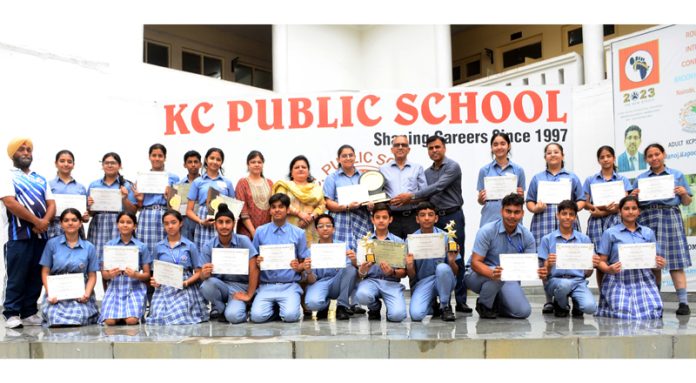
[630,157,637,171]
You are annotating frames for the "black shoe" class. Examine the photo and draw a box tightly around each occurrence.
[441,305,456,322]
[455,303,473,314]
[368,309,381,321]
[218,314,229,323]
[270,305,281,321]
[677,303,691,316]
[431,300,442,318]
[209,309,221,320]
[303,309,313,319]
[350,305,366,315]
[542,302,554,314]
[553,302,569,318]
[475,299,497,319]
[571,302,583,318]
[316,308,329,319]
[336,306,351,320]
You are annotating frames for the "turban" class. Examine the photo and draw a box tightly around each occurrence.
[7,137,33,159]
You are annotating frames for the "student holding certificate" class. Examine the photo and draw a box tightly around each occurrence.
[47,150,88,238]
[631,143,693,315]
[133,144,180,255]
[538,200,598,318]
[355,204,407,322]
[465,194,543,319]
[525,143,584,314]
[476,132,526,227]
[406,202,459,322]
[147,210,208,325]
[250,193,309,323]
[235,150,273,239]
[303,214,358,320]
[582,146,631,288]
[40,208,99,327]
[595,196,665,320]
[179,150,201,241]
[86,153,138,271]
[199,204,259,324]
[99,212,152,325]
[186,147,235,252]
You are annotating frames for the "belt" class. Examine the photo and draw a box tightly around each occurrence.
[142,204,168,210]
[645,204,677,210]
[437,206,460,216]
[393,209,415,217]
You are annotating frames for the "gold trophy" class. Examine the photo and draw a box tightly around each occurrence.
[360,232,376,263]
[444,220,458,253]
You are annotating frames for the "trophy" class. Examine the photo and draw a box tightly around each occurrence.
[360,232,376,263]
[444,220,458,253]
[359,171,390,203]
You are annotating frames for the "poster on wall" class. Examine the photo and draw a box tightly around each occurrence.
[612,24,696,291]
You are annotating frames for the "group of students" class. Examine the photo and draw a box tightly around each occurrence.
[9,133,694,328]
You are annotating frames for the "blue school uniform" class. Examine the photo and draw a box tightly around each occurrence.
[98,237,152,323]
[250,221,309,323]
[39,236,100,326]
[355,232,407,322]
[464,218,536,318]
[187,173,235,251]
[526,169,584,247]
[477,159,526,227]
[583,171,631,252]
[47,176,87,238]
[199,234,258,324]
[86,178,137,262]
[304,241,357,312]
[408,227,458,321]
[137,172,180,255]
[146,237,209,325]
[595,223,663,320]
[538,229,596,314]
[634,167,693,270]
[179,175,199,241]
[323,167,372,251]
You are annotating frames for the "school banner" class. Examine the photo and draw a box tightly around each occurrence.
[612,25,696,291]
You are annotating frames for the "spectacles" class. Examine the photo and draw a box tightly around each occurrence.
[392,143,409,148]
[339,153,355,159]
[316,224,334,229]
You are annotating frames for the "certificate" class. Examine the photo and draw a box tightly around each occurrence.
[47,273,85,301]
[500,253,539,281]
[259,244,296,271]
[407,233,445,260]
[638,175,675,202]
[355,244,367,265]
[555,243,594,270]
[309,243,347,269]
[590,181,626,206]
[537,180,572,204]
[89,188,122,212]
[53,193,87,215]
[484,175,518,200]
[216,195,244,222]
[168,183,191,215]
[619,243,657,270]
[212,248,249,275]
[337,184,370,205]
[137,171,169,194]
[102,246,140,271]
[373,240,407,268]
[153,260,184,289]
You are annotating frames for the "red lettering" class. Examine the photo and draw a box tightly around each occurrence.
[481,91,510,123]
[289,98,313,129]
[363,151,373,163]
[164,104,190,135]
[422,93,446,125]
[227,101,252,131]
[256,99,284,130]
[317,97,338,128]
[545,90,567,123]
[191,102,214,133]
[514,91,543,123]
[340,96,354,127]
[357,95,381,127]
[394,94,419,125]
[448,92,479,124]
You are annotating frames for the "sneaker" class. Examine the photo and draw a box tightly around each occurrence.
[455,303,473,314]
[677,303,691,316]
[350,305,366,315]
[367,309,381,321]
[303,309,313,319]
[542,302,554,314]
[431,300,442,318]
[209,309,221,320]
[316,308,329,319]
[441,305,456,322]
[217,314,229,323]
[22,313,43,326]
[553,302,569,318]
[475,299,497,319]
[336,306,351,320]
[270,305,281,321]
[571,303,583,318]
[4,316,22,329]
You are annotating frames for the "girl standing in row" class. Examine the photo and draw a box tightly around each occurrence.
[47,150,88,238]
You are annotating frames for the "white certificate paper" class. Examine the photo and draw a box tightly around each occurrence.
[638,175,675,202]
[407,233,445,260]
[47,273,85,301]
[500,253,539,281]
[337,184,369,205]
[102,246,140,271]
[90,188,122,212]
[216,195,245,221]
[619,243,657,270]
[590,181,626,206]
[309,243,347,269]
[259,244,296,271]
[53,194,87,216]
[211,248,250,275]
[555,243,594,270]
[484,175,518,200]
[137,171,170,194]
[153,260,184,289]
[537,180,572,204]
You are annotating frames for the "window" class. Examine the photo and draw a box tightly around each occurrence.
[453,54,483,84]
[182,50,223,79]
[143,41,169,68]
[233,62,272,90]
[566,25,616,47]
[502,41,542,69]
